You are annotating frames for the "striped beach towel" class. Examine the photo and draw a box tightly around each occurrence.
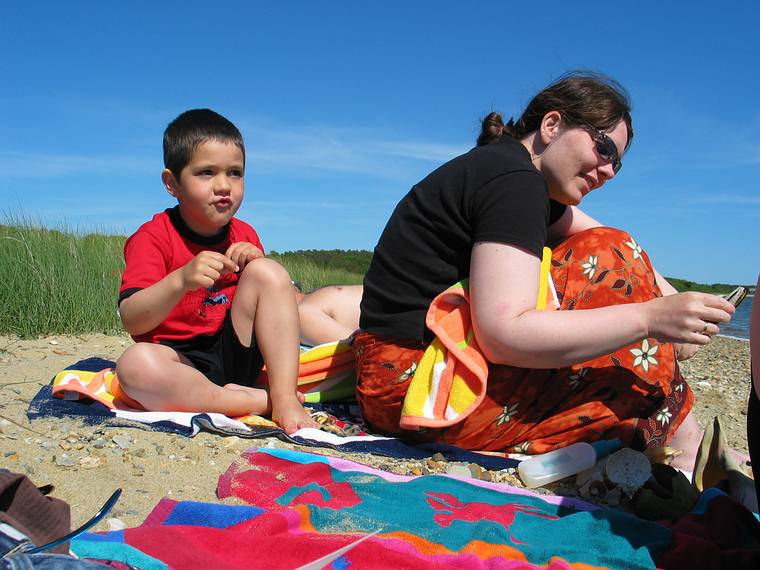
[400,247,558,429]
[261,338,356,403]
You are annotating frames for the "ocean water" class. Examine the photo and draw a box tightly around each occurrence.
[720,294,753,340]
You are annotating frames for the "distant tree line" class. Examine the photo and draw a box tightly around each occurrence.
[269,249,373,276]
[665,277,752,295]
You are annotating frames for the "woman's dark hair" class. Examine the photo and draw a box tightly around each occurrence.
[477,72,633,149]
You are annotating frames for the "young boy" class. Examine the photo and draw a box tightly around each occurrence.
[116,109,315,434]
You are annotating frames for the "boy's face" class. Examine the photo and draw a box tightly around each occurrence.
[163,140,245,236]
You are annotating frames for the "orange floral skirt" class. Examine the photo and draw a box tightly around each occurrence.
[353,227,694,454]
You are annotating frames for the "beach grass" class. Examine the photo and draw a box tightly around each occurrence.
[0,220,364,338]
[0,219,125,337]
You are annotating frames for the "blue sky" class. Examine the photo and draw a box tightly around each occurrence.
[1,1,758,284]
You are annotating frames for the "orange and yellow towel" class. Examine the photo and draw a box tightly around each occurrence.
[399,247,558,429]
[260,338,357,403]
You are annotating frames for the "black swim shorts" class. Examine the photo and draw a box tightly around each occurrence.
[160,311,264,388]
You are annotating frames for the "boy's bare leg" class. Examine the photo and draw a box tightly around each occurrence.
[116,343,271,415]
[232,258,317,434]
[225,383,306,404]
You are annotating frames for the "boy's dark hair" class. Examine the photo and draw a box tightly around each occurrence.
[477,71,633,150]
[163,109,245,180]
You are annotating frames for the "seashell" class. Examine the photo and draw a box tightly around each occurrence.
[579,479,608,500]
[605,448,652,497]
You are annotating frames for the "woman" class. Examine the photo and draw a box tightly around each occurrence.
[355,72,734,469]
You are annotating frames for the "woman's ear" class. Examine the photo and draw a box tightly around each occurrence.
[539,111,563,145]
[162,169,179,197]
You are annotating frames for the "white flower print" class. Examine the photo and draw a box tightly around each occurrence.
[401,362,417,381]
[568,368,588,390]
[630,339,659,372]
[513,441,531,454]
[580,255,598,280]
[625,237,643,260]
[656,407,672,425]
[495,402,519,426]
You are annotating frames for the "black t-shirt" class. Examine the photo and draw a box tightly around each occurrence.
[360,136,566,342]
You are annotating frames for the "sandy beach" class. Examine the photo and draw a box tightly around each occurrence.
[0,333,752,532]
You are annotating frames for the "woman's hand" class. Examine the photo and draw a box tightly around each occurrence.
[643,292,734,346]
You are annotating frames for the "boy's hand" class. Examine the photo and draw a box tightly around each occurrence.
[225,242,265,271]
[180,251,238,291]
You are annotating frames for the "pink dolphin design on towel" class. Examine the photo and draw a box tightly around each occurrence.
[426,491,558,545]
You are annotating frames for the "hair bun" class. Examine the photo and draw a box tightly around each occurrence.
[477,112,505,146]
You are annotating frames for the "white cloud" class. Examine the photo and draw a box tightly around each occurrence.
[372,141,468,162]
[242,121,467,179]
[0,116,467,184]
[0,151,155,178]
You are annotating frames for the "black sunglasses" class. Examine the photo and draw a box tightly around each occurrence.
[583,125,622,174]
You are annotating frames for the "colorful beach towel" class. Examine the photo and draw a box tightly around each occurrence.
[51,339,356,408]
[269,338,357,403]
[70,447,760,569]
[29,357,518,470]
[401,247,558,429]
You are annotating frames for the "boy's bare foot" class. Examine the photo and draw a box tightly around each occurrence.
[271,394,318,434]
[224,384,309,428]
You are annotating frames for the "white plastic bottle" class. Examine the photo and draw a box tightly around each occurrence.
[517,440,620,489]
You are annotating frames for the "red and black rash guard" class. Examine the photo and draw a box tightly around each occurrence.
[119,206,264,344]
